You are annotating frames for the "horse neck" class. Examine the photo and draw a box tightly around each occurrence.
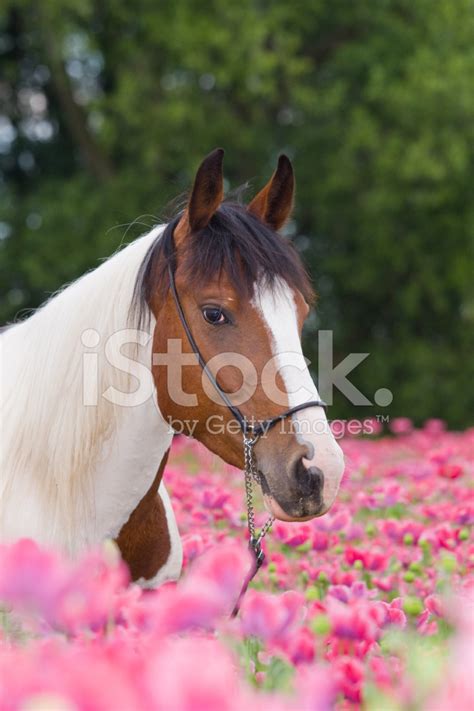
[89,391,173,548]
[1,225,172,552]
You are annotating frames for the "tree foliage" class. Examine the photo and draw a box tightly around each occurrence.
[1,0,473,425]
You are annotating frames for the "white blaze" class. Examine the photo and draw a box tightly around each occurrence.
[252,279,345,511]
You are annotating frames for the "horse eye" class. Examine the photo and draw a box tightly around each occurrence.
[202,307,228,325]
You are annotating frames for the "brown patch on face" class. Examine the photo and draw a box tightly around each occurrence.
[143,147,328,520]
[115,450,171,582]
[149,243,326,519]
[150,270,295,469]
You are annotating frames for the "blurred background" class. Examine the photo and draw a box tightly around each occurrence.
[0,0,472,427]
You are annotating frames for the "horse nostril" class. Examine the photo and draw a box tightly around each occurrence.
[294,458,324,497]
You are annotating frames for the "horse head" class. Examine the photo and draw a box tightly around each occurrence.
[138,149,345,521]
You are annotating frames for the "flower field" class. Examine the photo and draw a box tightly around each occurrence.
[1,419,473,710]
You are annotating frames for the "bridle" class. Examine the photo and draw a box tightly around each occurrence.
[165,225,327,611]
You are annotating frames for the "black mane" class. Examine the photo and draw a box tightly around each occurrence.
[131,202,314,328]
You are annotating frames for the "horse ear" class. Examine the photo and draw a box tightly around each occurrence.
[187,148,224,232]
[247,154,295,230]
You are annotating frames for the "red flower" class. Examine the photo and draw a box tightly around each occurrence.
[438,464,464,479]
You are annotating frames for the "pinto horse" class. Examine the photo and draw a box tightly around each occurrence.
[0,149,344,586]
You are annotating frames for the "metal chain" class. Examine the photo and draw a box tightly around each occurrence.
[230,433,276,617]
[243,433,275,566]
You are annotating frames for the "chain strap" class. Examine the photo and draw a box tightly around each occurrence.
[230,434,276,617]
[243,433,275,568]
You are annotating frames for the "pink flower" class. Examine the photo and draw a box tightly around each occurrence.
[425,594,444,617]
[438,464,464,479]
[327,510,351,533]
[295,665,337,711]
[325,599,381,642]
[188,541,252,603]
[200,487,230,509]
[56,547,129,633]
[426,677,474,711]
[390,418,414,435]
[344,546,388,571]
[373,575,396,592]
[417,609,439,636]
[286,626,316,665]
[434,525,458,550]
[272,522,312,547]
[181,533,207,566]
[429,447,454,465]
[0,539,68,620]
[388,600,407,628]
[376,599,407,629]
[0,539,129,633]
[0,425,473,711]
[145,637,243,711]
[333,656,364,704]
[144,542,253,634]
[143,584,229,635]
[369,655,393,687]
[328,585,350,603]
[240,589,304,642]
[423,418,446,434]
[0,638,149,710]
[312,531,329,552]
[283,523,312,547]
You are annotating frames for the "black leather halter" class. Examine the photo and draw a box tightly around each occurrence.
[166,232,327,440]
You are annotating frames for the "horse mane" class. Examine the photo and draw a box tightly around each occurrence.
[0,227,163,552]
[131,202,314,330]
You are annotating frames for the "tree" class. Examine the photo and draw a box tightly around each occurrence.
[1,0,472,426]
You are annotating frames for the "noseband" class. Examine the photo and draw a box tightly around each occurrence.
[165,227,327,610]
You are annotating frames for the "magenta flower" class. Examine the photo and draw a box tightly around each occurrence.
[181,532,207,566]
[0,539,68,622]
[295,665,337,711]
[425,594,444,617]
[0,539,129,633]
[333,656,365,704]
[437,463,464,479]
[423,419,447,434]
[274,522,312,547]
[286,626,316,664]
[0,423,472,709]
[145,637,243,711]
[428,447,455,465]
[312,531,329,552]
[325,598,381,642]
[390,418,414,435]
[240,589,304,642]
[143,542,253,635]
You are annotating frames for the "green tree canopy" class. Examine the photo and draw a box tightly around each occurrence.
[1,0,473,426]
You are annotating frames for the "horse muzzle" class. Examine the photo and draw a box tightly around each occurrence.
[257,430,345,522]
[257,457,324,521]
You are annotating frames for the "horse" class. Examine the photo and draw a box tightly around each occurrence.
[0,149,344,587]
